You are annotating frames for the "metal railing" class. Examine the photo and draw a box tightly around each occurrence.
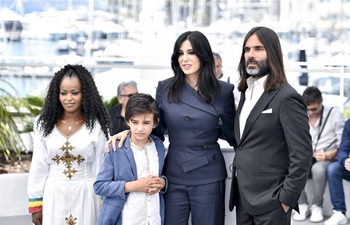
[1,56,350,109]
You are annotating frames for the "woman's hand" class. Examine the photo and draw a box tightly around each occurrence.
[32,211,42,225]
[105,130,131,152]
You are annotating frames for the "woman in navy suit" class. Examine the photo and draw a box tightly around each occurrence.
[107,31,236,225]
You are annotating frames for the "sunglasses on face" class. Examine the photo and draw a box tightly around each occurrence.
[119,93,138,98]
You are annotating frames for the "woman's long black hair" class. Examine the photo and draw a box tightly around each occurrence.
[36,64,111,139]
[168,31,220,104]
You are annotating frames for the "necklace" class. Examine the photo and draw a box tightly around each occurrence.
[60,119,81,131]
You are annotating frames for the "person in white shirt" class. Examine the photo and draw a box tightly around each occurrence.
[94,93,167,225]
[27,64,112,225]
[293,86,345,223]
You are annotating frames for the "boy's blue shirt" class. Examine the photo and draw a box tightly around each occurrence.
[94,134,167,225]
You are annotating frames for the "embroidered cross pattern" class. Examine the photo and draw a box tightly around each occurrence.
[65,214,77,225]
[52,140,85,179]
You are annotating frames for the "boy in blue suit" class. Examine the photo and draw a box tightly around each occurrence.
[94,93,167,225]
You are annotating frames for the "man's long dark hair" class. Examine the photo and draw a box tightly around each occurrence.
[237,26,288,92]
[168,31,220,104]
[36,64,111,139]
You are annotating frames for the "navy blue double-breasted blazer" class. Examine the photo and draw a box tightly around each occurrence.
[155,78,236,185]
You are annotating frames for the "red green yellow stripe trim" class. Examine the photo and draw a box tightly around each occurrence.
[29,198,43,213]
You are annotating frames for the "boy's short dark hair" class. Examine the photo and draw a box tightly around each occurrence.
[125,93,160,124]
[302,86,323,105]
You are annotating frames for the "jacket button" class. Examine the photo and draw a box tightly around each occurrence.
[202,143,207,148]
[212,154,217,160]
[238,147,242,151]
[193,129,198,134]
[185,116,190,120]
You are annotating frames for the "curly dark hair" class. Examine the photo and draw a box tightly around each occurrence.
[36,64,111,139]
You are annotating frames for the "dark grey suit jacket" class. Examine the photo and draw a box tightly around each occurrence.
[108,104,130,135]
[229,82,313,215]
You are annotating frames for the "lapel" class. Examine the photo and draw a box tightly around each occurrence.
[124,135,138,179]
[179,82,217,117]
[151,135,165,175]
[239,88,280,145]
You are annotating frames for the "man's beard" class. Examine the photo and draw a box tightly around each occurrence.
[245,58,270,77]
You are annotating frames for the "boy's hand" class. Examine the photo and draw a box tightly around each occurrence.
[125,175,164,195]
[146,176,165,195]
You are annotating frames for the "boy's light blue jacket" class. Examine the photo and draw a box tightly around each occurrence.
[94,134,167,225]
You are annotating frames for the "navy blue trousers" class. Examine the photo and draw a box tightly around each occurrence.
[164,180,225,225]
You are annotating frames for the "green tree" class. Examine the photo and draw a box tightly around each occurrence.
[0,79,27,160]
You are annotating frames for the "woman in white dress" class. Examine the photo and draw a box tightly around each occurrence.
[27,64,111,225]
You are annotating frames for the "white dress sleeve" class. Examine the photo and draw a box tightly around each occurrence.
[27,118,50,213]
[91,122,108,176]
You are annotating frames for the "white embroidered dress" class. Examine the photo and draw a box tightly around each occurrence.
[27,121,106,225]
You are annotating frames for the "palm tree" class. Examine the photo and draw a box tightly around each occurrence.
[0,78,26,160]
[20,95,45,133]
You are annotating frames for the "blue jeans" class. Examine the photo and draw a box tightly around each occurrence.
[327,162,350,213]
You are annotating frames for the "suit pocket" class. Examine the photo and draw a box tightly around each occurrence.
[182,155,209,173]
[259,112,276,116]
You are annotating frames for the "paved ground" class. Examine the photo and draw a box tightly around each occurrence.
[1,215,349,225]
[0,215,32,225]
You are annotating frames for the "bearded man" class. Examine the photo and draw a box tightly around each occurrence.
[228,26,313,225]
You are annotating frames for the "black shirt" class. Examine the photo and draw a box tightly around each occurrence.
[108,104,130,135]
